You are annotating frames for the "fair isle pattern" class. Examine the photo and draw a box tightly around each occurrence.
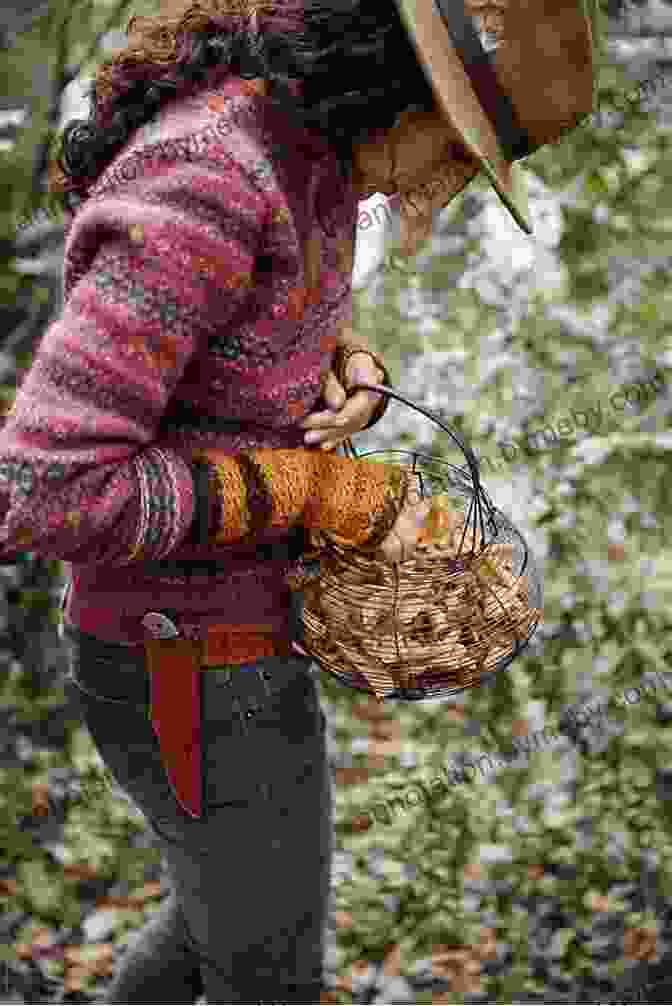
[0,74,365,646]
[128,448,192,563]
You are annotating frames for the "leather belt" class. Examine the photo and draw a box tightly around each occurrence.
[142,614,295,819]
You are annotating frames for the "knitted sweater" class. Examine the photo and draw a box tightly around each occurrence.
[0,70,386,648]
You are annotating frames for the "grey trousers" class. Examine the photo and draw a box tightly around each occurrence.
[60,601,332,1005]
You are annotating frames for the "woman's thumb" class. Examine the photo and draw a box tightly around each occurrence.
[323,370,347,410]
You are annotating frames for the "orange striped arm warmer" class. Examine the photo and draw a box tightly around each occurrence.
[191,447,411,552]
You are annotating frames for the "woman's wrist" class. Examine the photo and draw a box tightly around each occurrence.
[304,452,410,549]
[333,344,392,430]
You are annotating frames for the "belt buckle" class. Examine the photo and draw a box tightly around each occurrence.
[142,612,180,639]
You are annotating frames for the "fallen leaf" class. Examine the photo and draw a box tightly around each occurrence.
[16,927,58,960]
[334,767,370,786]
[95,895,145,909]
[348,959,371,981]
[0,877,18,896]
[62,863,100,881]
[623,926,658,961]
[95,880,163,909]
[349,814,373,833]
[586,892,611,913]
[380,943,402,976]
[329,975,354,994]
[432,946,472,966]
[131,881,163,901]
[31,783,51,817]
[368,739,402,757]
[62,943,115,970]
[476,927,498,961]
[351,698,391,723]
[511,718,531,737]
[63,966,89,993]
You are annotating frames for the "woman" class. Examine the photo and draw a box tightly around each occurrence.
[0,0,599,1001]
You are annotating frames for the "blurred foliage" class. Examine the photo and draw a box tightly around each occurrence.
[1,0,672,1002]
[331,10,672,1002]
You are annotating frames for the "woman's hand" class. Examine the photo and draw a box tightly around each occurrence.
[300,351,385,451]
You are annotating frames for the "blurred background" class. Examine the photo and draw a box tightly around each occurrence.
[1,0,672,1002]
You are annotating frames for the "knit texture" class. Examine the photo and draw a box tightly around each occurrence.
[0,70,389,647]
[199,447,408,547]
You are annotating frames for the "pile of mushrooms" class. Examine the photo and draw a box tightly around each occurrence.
[303,494,542,699]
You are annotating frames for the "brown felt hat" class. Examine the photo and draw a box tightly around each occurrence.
[359,0,601,254]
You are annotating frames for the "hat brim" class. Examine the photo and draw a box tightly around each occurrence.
[395,0,533,234]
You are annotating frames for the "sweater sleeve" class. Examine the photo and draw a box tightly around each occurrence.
[0,152,267,565]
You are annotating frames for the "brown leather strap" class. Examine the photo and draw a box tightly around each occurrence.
[144,637,203,819]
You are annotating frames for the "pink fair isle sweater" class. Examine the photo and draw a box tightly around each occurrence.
[0,71,368,648]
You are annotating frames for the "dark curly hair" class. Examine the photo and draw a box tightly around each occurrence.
[47,0,438,216]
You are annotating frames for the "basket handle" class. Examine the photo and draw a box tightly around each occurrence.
[340,381,485,500]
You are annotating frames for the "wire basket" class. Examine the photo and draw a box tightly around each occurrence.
[295,382,543,702]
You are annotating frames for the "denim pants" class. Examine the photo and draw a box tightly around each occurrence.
[59,592,332,1005]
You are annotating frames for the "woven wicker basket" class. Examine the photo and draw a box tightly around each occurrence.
[294,382,543,702]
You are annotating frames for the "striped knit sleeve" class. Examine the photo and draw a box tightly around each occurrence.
[183,458,221,546]
[0,153,267,565]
